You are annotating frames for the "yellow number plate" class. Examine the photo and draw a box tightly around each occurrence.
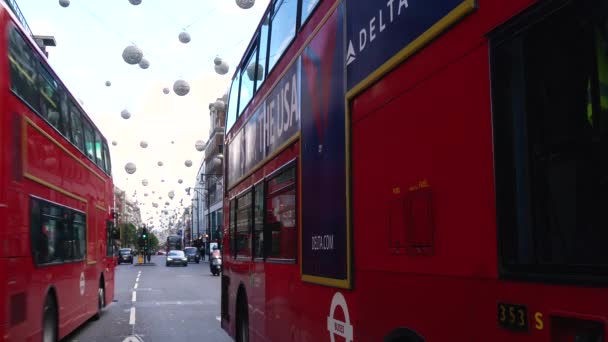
[497,302,528,331]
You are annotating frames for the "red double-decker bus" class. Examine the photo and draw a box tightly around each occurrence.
[222,0,608,340]
[0,4,117,342]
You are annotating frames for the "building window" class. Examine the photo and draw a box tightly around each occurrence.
[268,0,297,73]
[106,220,116,256]
[30,197,87,265]
[492,0,608,279]
[264,165,296,260]
[235,191,252,258]
[253,182,264,259]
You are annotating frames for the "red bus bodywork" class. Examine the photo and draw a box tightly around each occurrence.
[0,6,116,341]
[222,0,608,341]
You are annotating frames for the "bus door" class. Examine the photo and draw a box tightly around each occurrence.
[104,220,117,304]
[83,205,102,316]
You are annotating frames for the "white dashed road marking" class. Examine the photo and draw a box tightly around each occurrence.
[132,291,137,302]
[129,307,136,325]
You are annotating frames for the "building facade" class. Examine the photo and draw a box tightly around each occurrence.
[193,94,226,253]
[113,186,142,248]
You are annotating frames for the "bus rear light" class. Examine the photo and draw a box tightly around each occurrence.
[551,316,604,342]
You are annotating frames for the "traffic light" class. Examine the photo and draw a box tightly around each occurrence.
[142,228,148,239]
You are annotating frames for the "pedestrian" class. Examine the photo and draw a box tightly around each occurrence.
[200,245,205,261]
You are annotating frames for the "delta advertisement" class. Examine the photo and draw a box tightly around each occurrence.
[346,0,471,90]
[301,2,347,284]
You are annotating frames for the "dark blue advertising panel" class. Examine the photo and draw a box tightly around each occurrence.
[227,59,301,188]
[346,0,473,90]
[301,3,348,286]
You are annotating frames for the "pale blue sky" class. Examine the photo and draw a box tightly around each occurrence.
[17,0,270,229]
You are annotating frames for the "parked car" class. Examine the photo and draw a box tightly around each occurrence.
[184,247,201,263]
[157,250,166,255]
[118,248,133,264]
[165,250,188,267]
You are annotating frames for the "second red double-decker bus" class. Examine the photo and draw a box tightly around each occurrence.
[0,4,117,342]
[222,0,608,340]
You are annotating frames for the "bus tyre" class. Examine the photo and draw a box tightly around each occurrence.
[42,295,58,342]
[236,296,249,342]
[92,282,105,321]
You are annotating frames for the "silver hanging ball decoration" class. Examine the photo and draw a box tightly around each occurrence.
[171,141,175,144]
[214,100,226,111]
[235,0,255,9]
[246,63,264,81]
[112,141,118,146]
[78,98,84,105]
[122,45,143,65]
[178,179,183,184]
[178,32,191,44]
[157,161,163,166]
[129,0,142,5]
[173,80,190,96]
[105,80,111,87]
[140,141,148,148]
[59,0,70,7]
[139,58,150,69]
[195,140,205,151]
[163,87,170,94]
[125,162,137,174]
[214,61,229,75]
[184,160,193,167]
[214,56,222,66]
[121,109,131,119]
[142,179,149,186]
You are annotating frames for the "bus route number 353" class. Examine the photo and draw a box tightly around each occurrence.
[497,302,528,331]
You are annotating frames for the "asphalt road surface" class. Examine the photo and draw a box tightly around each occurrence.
[62,255,231,342]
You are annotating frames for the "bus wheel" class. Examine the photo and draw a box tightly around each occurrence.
[384,328,425,342]
[42,295,58,342]
[92,281,105,320]
[236,294,249,342]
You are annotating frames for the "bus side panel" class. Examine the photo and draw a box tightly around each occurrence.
[0,8,8,336]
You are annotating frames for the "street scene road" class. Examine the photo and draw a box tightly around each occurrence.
[63,256,230,342]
